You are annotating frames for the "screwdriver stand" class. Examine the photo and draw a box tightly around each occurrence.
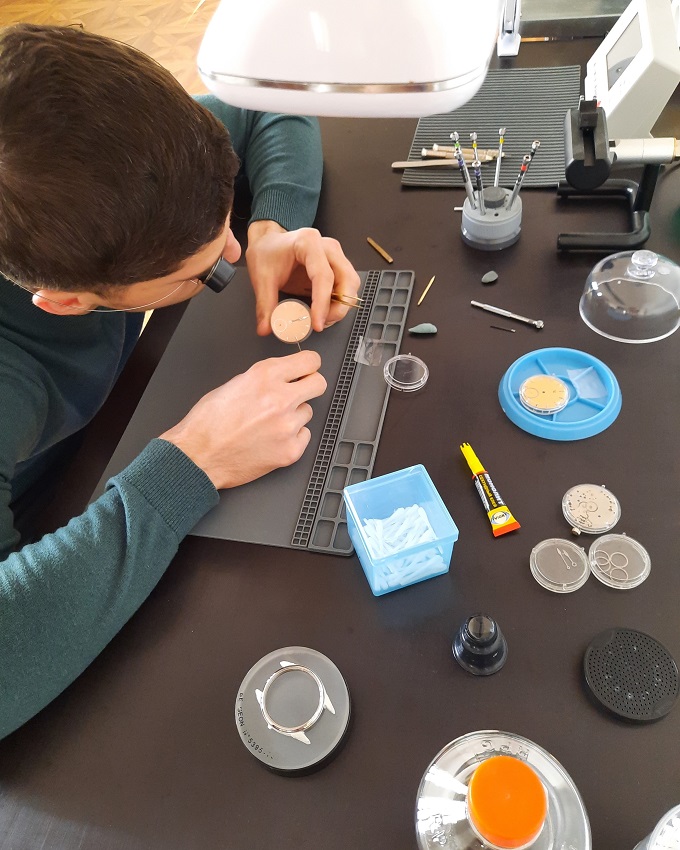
[461,186,522,251]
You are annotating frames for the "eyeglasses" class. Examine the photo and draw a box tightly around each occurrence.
[3,257,237,313]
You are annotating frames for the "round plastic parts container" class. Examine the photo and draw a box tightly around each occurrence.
[498,348,621,441]
[580,249,680,343]
[383,353,429,392]
[415,730,591,850]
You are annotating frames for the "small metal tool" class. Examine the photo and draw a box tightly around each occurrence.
[331,292,363,309]
[450,132,476,208]
[471,159,486,215]
[508,141,540,210]
[508,154,532,210]
[494,127,506,188]
[471,300,544,329]
[470,131,479,163]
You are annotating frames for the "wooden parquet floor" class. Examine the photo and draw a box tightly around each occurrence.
[0,0,220,93]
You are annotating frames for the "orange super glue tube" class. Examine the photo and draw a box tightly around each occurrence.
[460,442,520,537]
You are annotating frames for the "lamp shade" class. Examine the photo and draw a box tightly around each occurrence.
[198,0,502,117]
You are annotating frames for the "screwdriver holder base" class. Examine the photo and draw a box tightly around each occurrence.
[461,187,522,251]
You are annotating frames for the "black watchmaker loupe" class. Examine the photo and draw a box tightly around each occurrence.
[199,257,237,292]
[452,613,508,676]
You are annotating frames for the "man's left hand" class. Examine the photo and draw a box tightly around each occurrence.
[246,221,361,336]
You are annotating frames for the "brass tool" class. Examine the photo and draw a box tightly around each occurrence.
[366,237,394,263]
[417,275,436,306]
[331,293,363,309]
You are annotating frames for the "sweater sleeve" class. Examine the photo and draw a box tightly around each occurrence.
[0,438,218,740]
[0,100,321,739]
[194,95,323,231]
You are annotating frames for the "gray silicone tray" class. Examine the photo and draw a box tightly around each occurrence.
[94,269,415,556]
[401,66,582,189]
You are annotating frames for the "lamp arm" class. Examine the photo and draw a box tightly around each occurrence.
[610,137,680,167]
[497,0,522,56]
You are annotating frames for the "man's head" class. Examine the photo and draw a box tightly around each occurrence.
[0,23,241,312]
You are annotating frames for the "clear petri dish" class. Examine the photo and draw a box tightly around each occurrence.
[530,538,590,593]
[383,353,429,392]
[562,484,621,535]
[588,534,651,589]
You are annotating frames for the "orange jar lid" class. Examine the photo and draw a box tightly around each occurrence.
[467,755,547,849]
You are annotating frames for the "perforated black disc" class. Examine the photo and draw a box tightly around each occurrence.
[584,628,679,723]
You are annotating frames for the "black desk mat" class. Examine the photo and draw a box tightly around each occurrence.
[401,66,582,189]
[95,269,414,555]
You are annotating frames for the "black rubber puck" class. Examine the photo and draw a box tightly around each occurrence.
[583,628,679,723]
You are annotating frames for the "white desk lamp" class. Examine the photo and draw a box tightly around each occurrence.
[584,0,680,138]
[198,0,504,117]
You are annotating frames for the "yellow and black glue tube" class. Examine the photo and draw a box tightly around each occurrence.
[460,442,520,537]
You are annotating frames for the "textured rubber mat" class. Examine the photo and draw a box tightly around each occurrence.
[401,66,581,189]
[94,270,414,556]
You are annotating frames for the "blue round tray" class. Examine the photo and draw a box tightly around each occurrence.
[498,348,621,440]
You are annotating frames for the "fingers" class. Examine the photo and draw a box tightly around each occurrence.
[297,402,314,428]
[272,349,322,383]
[304,238,361,332]
[291,369,327,405]
[254,278,281,337]
[246,225,360,335]
[293,425,313,461]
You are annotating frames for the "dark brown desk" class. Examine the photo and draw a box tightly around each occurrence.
[2,40,679,850]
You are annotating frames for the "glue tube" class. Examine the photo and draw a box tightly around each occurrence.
[460,442,520,537]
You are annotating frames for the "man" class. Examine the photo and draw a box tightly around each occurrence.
[0,23,360,738]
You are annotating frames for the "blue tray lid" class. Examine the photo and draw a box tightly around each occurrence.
[498,347,621,441]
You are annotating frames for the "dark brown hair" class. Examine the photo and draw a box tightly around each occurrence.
[0,23,239,290]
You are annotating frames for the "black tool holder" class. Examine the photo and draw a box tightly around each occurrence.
[556,100,661,252]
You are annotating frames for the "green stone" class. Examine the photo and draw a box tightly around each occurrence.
[408,323,437,335]
[482,270,499,284]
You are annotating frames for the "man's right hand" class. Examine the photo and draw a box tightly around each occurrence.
[159,350,326,490]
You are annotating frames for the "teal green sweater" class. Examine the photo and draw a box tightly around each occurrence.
[0,97,322,739]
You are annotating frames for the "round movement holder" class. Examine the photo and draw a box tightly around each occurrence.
[235,646,351,775]
[461,186,522,251]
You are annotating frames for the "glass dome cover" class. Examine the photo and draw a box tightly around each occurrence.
[579,250,680,343]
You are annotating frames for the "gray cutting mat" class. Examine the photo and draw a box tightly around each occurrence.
[94,269,414,556]
[401,66,581,189]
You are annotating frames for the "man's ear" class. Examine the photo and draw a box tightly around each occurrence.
[31,291,90,315]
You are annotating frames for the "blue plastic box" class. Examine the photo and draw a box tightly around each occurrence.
[343,465,459,596]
